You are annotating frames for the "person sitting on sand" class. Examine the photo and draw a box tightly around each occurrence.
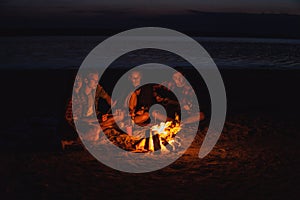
[152,70,205,125]
[65,70,122,142]
[62,74,84,149]
[125,70,154,126]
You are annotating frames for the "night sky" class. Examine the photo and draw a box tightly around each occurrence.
[1,0,299,37]
[1,0,300,15]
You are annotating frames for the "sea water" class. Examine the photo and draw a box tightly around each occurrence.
[0,36,299,70]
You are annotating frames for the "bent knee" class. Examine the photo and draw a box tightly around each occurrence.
[134,112,150,124]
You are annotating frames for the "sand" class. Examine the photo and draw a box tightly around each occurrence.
[0,68,299,199]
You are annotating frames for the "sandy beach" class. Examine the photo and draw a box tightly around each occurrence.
[0,68,299,199]
[1,0,300,198]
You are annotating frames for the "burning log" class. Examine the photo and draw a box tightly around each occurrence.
[136,130,160,152]
[152,134,161,151]
[135,120,181,152]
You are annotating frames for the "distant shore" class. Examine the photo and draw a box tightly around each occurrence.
[1,29,299,40]
[2,11,300,39]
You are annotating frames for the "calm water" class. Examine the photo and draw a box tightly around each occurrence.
[0,36,299,69]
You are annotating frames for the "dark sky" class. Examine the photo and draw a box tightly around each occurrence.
[1,0,300,15]
[1,0,300,37]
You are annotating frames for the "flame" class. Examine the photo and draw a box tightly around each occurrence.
[136,138,146,151]
[135,117,181,152]
[148,133,154,152]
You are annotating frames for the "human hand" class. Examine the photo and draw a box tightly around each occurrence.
[102,114,109,122]
[183,104,191,111]
[136,109,144,115]
[155,95,164,103]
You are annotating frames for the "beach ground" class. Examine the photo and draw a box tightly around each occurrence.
[0,69,299,199]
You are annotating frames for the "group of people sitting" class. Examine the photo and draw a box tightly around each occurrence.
[63,68,205,146]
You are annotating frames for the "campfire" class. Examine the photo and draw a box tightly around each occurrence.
[135,119,182,153]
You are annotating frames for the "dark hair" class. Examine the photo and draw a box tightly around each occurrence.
[173,66,185,76]
[82,69,99,79]
[129,70,142,78]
